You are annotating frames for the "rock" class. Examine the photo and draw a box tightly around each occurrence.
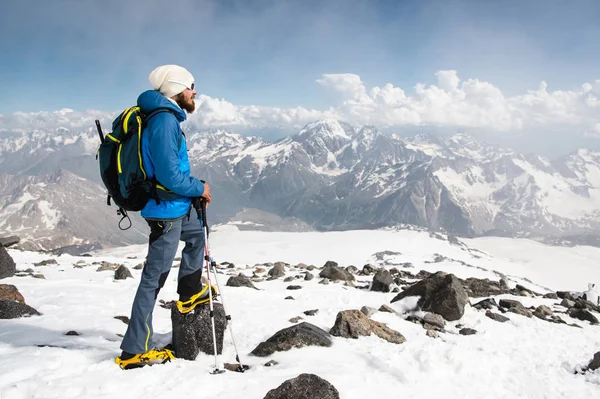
[371,269,393,292]
[114,315,130,324]
[459,328,477,335]
[319,278,330,285]
[560,298,576,308]
[289,316,303,323]
[0,300,41,319]
[114,265,133,280]
[362,264,375,275]
[250,322,332,357]
[303,309,318,316]
[285,296,294,300]
[329,309,406,344]
[0,284,25,303]
[304,272,314,281]
[268,264,286,278]
[134,263,144,270]
[379,304,397,314]
[533,305,553,319]
[32,274,45,279]
[499,299,533,318]
[515,284,539,297]
[485,310,510,323]
[287,285,302,290]
[423,313,445,330]
[33,259,58,267]
[543,292,559,299]
[574,298,600,313]
[461,277,510,298]
[360,306,378,317]
[171,303,227,360]
[426,329,439,338]
[473,298,498,310]
[226,273,258,289]
[390,271,468,321]
[264,373,340,399]
[0,236,20,248]
[264,359,279,367]
[346,266,358,274]
[283,276,295,283]
[587,351,600,371]
[96,262,121,272]
[568,308,599,325]
[557,291,578,301]
[65,331,80,336]
[319,263,354,282]
[0,247,16,279]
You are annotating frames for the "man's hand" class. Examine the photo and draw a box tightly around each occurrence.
[201,182,211,204]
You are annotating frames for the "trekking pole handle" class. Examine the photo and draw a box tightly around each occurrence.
[95,120,105,144]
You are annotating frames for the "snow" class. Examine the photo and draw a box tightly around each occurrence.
[37,200,61,229]
[512,158,600,219]
[1,227,599,398]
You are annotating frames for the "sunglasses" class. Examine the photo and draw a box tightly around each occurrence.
[167,79,195,91]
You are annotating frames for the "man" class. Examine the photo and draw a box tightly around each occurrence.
[583,282,599,306]
[116,65,213,370]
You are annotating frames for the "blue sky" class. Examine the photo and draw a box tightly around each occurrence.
[1,0,599,114]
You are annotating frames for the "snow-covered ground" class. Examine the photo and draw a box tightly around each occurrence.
[1,227,599,398]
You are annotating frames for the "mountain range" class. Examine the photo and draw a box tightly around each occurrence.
[1,119,599,252]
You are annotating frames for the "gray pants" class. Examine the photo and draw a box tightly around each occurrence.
[120,213,205,354]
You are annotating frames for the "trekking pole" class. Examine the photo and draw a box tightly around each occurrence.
[195,200,224,375]
[199,199,249,373]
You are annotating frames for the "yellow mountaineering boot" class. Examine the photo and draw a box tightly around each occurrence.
[115,348,175,370]
[176,284,218,314]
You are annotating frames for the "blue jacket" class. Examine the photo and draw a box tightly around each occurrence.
[137,90,205,220]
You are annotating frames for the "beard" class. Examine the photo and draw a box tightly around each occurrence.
[175,93,196,113]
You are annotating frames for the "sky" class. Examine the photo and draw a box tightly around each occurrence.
[1,0,600,155]
[1,227,600,398]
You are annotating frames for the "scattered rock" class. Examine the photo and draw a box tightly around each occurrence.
[568,308,599,325]
[33,259,57,267]
[390,271,468,321]
[485,310,510,323]
[171,303,227,360]
[459,328,477,335]
[250,322,332,357]
[499,299,533,318]
[586,351,600,371]
[473,298,498,310]
[96,262,121,272]
[319,262,354,282]
[371,269,393,292]
[289,316,303,323]
[0,300,41,319]
[134,263,144,270]
[304,272,314,281]
[32,274,45,279]
[543,292,559,299]
[329,309,406,344]
[0,284,25,303]
[0,236,20,248]
[65,331,80,336]
[379,304,397,314]
[283,276,295,283]
[264,373,340,399]
[423,313,445,330]
[287,285,302,290]
[360,306,378,317]
[560,298,576,308]
[362,264,375,275]
[319,278,330,285]
[533,305,553,320]
[461,277,511,298]
[226,273,258,289]
[557,291,578,301]
[426,329,439,338]
[264,359,279,367]
[303,309,318,316]
[114,316,130,324]
[268,264,286,278]
[114,265,133,280]
[285,296,294,300]
[0,247,16,279]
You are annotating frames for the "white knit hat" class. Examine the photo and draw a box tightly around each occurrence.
[148,65,195,98]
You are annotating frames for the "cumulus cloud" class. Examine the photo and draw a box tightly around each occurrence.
[2,71,600,142]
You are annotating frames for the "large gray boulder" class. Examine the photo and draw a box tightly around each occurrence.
[329,309,406,344]
[390,271,468,321]
[171,303,227,360]
[251,322,332,357]
[264,373,340,399]
[0,300,40,319]
[0,236,20,248]
[0,247,16,279]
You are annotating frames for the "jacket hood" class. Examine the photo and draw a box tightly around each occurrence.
[137,90,187,122]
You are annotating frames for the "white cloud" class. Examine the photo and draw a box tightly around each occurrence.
[2,71,600,142]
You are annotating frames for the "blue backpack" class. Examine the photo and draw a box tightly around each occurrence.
[96,106,180,229]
